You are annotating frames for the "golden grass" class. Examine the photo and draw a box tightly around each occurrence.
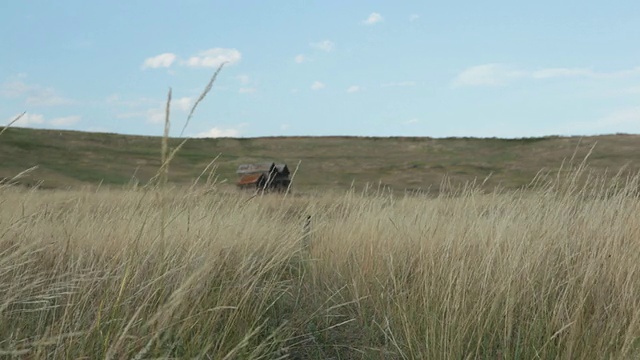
[1,171,640,359]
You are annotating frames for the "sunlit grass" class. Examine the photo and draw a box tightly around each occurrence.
[1,170,640,359]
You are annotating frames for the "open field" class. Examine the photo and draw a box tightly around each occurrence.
[1,167,640,358]
[3,127,640,193]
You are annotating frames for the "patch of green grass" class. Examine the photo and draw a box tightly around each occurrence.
[2,127,640,193]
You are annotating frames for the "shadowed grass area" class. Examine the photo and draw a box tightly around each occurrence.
[1,168,640,358]
[3,127,640,192]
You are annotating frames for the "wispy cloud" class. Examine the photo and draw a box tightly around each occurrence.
[142,48,241,70]
[105,94,158,107]
[453,63,640,87]
[50,115,81,126]
[4,113,44,126]
[0,80,30,97]
[404,118,419,125]
[235,75,256,93]
[452,64,524,87]
[585,107,640,134]
[294,54,306,63]
[1,80,74,106]
[117,108,165,124]
[184,48,241,68]
[310,40,334,52]
[311,81,325,90]
[236,74,250,84]
[142,53,176,69]
[618,86,640,95]
[3,113,81,128]
[598,107,640,128]
[604,67,640,79]
[559,107,640,135]
[115,96,194,123]
[381,81,416,88]
[172,97,193,112]
[409,14,420,22]
[531,68,594,79]
[26,89,73,106]
[347,85,361,93]
[363,12,383,25]
[195,127,241,138]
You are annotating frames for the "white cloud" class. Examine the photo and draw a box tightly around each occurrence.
[404,118,419,124]
[50,115,81,126]
[310,40,334,52]
[172,97,193,112]
[106,94,158,108]
[294,54,306,63]
[26,89,73,106]
[105,94,120,104]
[531,68,594,79]
[560,107,640,135]
[381,81,416,88]
[280,124,290,130]
[142,53,177,69]
[452,64,524,87]
[185,48,241,68]
[0,80,30,97]
[117,108,165,124]
[453,64,640,87]
[603,67,640,79]
[4,113,44,126]
[620,86,640,95]
[236,74,250,84]
[363,12,383,25]
[142,49,245,70]
[239,87,256,94]
[311,81,325,90]
[146,108,166,124]
[597,85,640,97]
[4,113,81,128]
[347,85,361,93]
[113,95,196,124]
[409,14,420,22]
[1,80,73,106]
[597,107,640,128]
[195,127,241,138]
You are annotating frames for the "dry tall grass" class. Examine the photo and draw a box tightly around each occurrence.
[1,169,640,359]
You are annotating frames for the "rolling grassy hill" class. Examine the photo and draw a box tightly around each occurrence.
[2,127,640,193]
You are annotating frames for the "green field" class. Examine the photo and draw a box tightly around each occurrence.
[2,127,640,193]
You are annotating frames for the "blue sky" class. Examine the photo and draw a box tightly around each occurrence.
[2,1,639,138]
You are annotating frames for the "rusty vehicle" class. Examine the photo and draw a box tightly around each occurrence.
[236,162,291,191]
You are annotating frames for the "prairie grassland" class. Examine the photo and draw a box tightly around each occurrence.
[1,171,640,359]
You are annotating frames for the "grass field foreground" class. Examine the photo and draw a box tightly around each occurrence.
[1,168,640,359]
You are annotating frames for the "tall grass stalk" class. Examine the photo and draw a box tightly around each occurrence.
[161,88,172,187]
[0,111,26,137]
[148,62,225,188]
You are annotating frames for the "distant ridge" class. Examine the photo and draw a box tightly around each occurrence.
[2,127,640,192]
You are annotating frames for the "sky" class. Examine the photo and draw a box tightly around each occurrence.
[1,1,640,138]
